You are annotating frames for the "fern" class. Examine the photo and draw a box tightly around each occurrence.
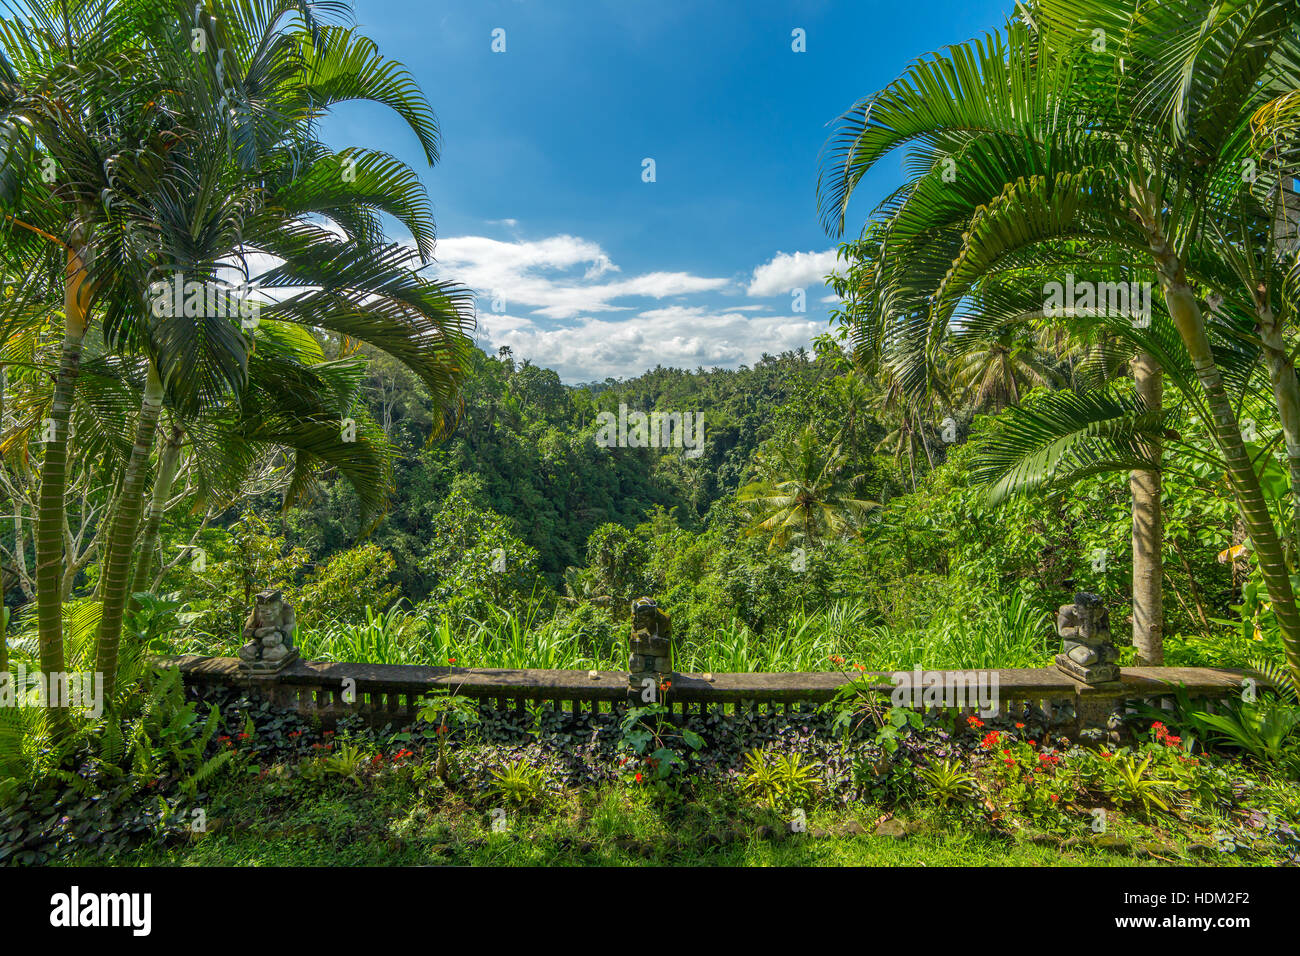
[180,748,237,797]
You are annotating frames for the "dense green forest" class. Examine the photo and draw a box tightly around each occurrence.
[52,332,1249,678]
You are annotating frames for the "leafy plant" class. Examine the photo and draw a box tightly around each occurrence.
[918,758,977,809]
[1190,698,1300,772]
[741,748,821,810]
[417,687,481,781]
[488,759,546,807]
[1102,753,1174,815]
[617,699,705,790]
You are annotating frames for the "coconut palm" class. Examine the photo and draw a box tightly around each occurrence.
[737,424,879,550]
[948,328,1062,412]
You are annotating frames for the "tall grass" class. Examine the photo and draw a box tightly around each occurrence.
[294,592,1055,673]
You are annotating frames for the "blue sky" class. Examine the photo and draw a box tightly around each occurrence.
[323,0,1014,382]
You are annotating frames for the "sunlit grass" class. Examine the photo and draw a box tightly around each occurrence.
[294,592,1056,673]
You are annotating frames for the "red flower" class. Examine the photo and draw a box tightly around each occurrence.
[1049,793,1060,803]
[1014,722,1025,730]
[634,772,642,783]
[967,716,984,729]
[980,730,1001,749]
[448,657,457,664]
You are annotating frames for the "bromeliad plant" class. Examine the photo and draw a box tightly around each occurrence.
[488,759,547,808]
[917,758,978,811]
[741,748,823,811]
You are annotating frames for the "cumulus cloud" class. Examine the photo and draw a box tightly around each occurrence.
[746,249,841,297]
[423,231,824,380]
[426,234,728,320]
[487,305,821,382]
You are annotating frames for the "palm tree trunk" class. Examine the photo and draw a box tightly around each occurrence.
[1130,350,1163,665]
[94,362,164,701]
[1152,246,1300,682]
[1262,172,1300,551]
[1255,303,1300,553]
[36,246,91,736]
[129,423,183,603]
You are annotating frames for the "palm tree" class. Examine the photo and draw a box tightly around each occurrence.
[86,0,475,698]
[949,329,1062,412]
[816,5,1300,679]
[0,0,164,729]
[2,1,474,701]
[737,424,879,549]
[129,323,399,600]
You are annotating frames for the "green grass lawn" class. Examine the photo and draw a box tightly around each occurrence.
[60,767,1268,868]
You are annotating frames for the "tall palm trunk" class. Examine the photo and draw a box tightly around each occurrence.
[1259,176,1300,552]
[36,245,91,736]
[94,362,164,701]
[129,423,183,602]
[1149,238,1300,681]
[1130,350,1164,664]
[1255,303,1300,553]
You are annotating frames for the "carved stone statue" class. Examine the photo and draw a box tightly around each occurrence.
[237,589,299,674]
[1055,591,1119,684]
[628,596,672,699]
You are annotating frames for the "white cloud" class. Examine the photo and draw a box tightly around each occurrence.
[426,234,728,320]
[746,249,841,297]
[423,232,826,380]
[488,305,821,382]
